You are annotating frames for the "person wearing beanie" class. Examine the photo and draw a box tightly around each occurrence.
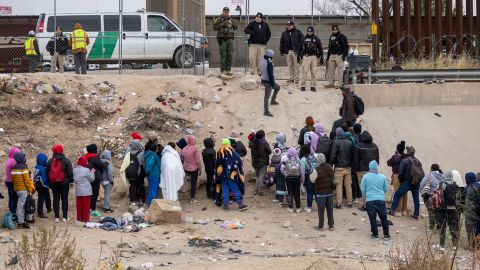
[260,49,281,117]
[46,144,73,222]
[353,131,379,210]
[325,25,349,88]
[214,7,238,76]
[73,157,95,223]
[202,137,217,199]
[298,116,315,146]
[244,12,271,75]
[389,145,423,220]
[330,126,354,208]
[313,153,335,230]
[249,130,272,196]
[83,144,107,215]
[280,20,304,83]
[297,26,323,92]
[181,135,202,203]
[215,138,248,211]
[11,152,35,228]
[5,146,21,220]
[34,153,52,218]
[281,147,305,212]
[352,123,362,142]
[360,161,390,240]
[462,172,480,248]
[387,141,408,215]
[131,132,142,140]
[229,130,248,159]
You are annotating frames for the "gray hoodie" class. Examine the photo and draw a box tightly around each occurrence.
[100,150,114,185]
[73,165,95,196]
[128,140,144,166]
[420,171,443,194]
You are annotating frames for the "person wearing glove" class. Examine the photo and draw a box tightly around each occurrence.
[297,26,323,92]
[279,20,304,83]
[325,25,349,89]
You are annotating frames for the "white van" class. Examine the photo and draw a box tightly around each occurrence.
[36,11,204,70]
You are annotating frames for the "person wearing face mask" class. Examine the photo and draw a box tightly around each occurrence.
[280,20,304,84]
[244,12,271,75]
[297,26,323,92]
[325,25,349,89]
[46,26,69,73]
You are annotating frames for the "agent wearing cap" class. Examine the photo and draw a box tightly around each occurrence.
[325,25,349,89]
[297,26,323,92]
[244,12,271,75]
[24,30,40,73]
[280,20,304,83]
[213,7,238,76]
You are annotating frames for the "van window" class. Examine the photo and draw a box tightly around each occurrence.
[47,15,101,32]
[104,15,141,32]
[147,15,177,32]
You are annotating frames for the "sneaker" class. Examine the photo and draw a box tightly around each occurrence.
[324,84,334,88]
[310,87,316,92]
[347,203,353,208]
[264,111,274,117]
[317,227,324,231]
[238,204,248,211]
[103,208,114,213]
[272,199,280,203]
[55,218,60,223]
[190,199,198,203]
[438,246,445,253]
[410,215,419,220]
[18,223,30,229]
[383,235,391,241]
[388,210,395,217]
[62,218,69,223]
[401,211,408,216]
[300,87,306,91]
[328,227,335,231]
[287,208,294,213]
[38,214,48,219]
[371,234,379,240]
[270,101,279,105]
[304,207,312,213]
[296,208,302,213]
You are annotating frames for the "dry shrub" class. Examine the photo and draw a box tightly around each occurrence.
[126,106,190,132]
[6,226,85,270]
[466,236,480,270]
[388,238,456,270]
[379,55,480,70]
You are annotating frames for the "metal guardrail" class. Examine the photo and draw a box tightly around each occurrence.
[362,69,480,83]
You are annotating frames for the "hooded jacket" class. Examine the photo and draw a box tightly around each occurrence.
[69,23,90,54]
[202,138,217,172]
[249,131,272,168]
[230,138,247,158]
[274,133,288,154]
[244,19,271,45]
[461,173,480,216]
[181,135,202,172]
[420,171,443,194]
[353,131,380,172]
[34,153,49,189]
[330,134,353,168]
[260,50,276,85]
[73,161,95,196]
[280,26,304,54]
[280,148,305,183]
[340,92,357,124]
[360,161,388,202]
[84,145,106,183]
[11,152,35,193]
[314,124,332,163]
[215,145,244,182]
[398,154,421,184]
[387,151,406,174]
[100,150,114,184]
[46,145,74,184]
[144,149,161,178]
[5,147,20,183]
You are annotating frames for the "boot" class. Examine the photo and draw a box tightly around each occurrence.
[270,100,279,105]
[264,111,274,117]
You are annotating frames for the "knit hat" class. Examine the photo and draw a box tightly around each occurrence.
[147,131,158,141]
[256,12,263,18]
[176,138,187,149]
[306,116,314,127]
[248,132,256,142]
[222,138,231,146]
[230,130,240,139]
[332,25,339,31]
[316,153,326,165]
[406,146,415,155]
[86,144,98,154]
[335,127,344,137]
[52,144,64,154]
[13,152,26,164]
[353,123,362,135]
[131,132,142,140]
[307,26,314,32]
[287,20,295,26]
[466,172,477,186]
[265,49,274,58]
[396,141,406,153]
[77,156,88,168]
[369,160,379,173]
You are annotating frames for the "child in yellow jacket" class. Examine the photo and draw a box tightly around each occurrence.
[11,152,35,228]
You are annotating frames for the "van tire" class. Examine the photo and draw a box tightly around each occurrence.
[42,65,51,72]
[174,46,195,69]
[64,54,75,71]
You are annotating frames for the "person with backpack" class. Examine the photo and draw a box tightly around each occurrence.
[387,141,408,216]
[435,170,461,251]
[314,153,335,230]
[297,26,323,92]
[100,150,114,213]
[46,144,73,223]
[419,164,443,230]
[202,137,216,199]
[122,140,145,206]
[298,116,315,146]
[84,144,107,216]
[314,123,332,163]
[73,157,95,223]
[330,127,354,208]
[260,49,280,117]
[34,153,51,218]
[249,130,272,196]
[4,147,20,220]
[300,144,318,213]
[181,135,202,203]
[11,152,35,229]
[281,147,305,212]
[339,86,358,127]
[144,143,161,207]
[353,131,379,211]
[462,172,480,248]
[361,160,390,240]
[389,146,424,220]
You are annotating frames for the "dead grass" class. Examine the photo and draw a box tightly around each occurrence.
[126,106,191,133]
[379,55,480,70]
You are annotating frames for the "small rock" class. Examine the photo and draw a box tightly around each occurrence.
[282,221,291,228]
[99,240,108,245]
[147,199,182,224]
[240,78,257,91]
[192,101,203,111]
[96,83,111,93]
[52,84,64,94]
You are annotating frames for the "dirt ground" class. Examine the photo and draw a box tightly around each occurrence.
[0,71,479,269]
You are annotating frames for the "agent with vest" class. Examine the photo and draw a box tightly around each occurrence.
[46,26,69,73]
[280,20,304,84]
[297,26,323,92]
[69,23,90,74]
[244,12,271,75]
[24,30,40,73]
[325,25,349,88]
[213,7,238,76]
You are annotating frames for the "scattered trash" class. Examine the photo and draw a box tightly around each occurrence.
[185,128,194,135]
[193,219,209,225]
[349,227,357,231]
[183,216,194,223]
[192,100,203,111]
[201,207,207,211]
[52,84,65,94]
[179,92,186,97]
[214,94,221,103]
[141,262,154,269]
[216,220,245,230]
[131,92,137,96]
[188,236,222,248]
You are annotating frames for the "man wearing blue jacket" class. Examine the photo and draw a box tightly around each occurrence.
[361,160,390,240]
[260,49,280,117]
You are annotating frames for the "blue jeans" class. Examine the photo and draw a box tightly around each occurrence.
[366,200,389,237]
[391,181,420,217]
[304,174,314,208]
[147,175,160,207]
[6,182,17,215]
[222,179,242,207]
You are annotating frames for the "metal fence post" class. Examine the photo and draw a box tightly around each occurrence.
[118,0,123,74]
[181,0,186,75]
[244,0,250,74]
[53,0,57,65]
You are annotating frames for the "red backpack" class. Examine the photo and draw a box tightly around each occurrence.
[48,158,65,184]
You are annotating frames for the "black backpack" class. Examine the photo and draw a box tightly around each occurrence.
[352,94,365,116]
[25,194,36,214]
[442,181,459,207]
[408,158,425,185]
[316,136,332,162]
[125,152,141,180]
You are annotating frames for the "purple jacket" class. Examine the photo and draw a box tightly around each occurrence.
[387,151,405,174]
[280,148,305,183]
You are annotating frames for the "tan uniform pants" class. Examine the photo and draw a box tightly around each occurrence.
[327,54,344,85]
[286,50,299,81]
[300,55,317,87]
[249,44,265,75]
[335,167,352,205]
[51,52,65,73]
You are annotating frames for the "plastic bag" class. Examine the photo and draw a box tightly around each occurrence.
[2,212,15,230]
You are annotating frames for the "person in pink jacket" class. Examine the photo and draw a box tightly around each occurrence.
[4,147,21,217]
[181,135,202,203]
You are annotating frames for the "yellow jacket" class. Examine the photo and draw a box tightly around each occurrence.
[11,167,35,193]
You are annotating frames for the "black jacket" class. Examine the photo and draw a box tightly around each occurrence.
[244,21,271,45]
[353,131,379,172]
[87,155,107,183]
[298,126,314,146]
[46,34,69,55]
[398,155,415,183]
[249,140,272,168]
[279,27,304,54]
[327,32,349,59]
[202,138,216,172]
[46,153,74,184]
[298,34,323,59]
[330,135,353,168]
[231,139,247,158]
[316,135,333,163]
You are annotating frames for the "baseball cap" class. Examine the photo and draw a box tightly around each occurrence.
[223,7,230,11]
[287,20,295,25]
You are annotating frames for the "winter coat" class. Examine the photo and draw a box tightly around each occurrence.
[298,126,314,146]
[73,165,95,196]
[420,171,443,194]
[398,155,419,184]
[353,131,379,172]
[215,146,244,182]
[213,15,238,39]
[301,154,318,176]
[327,31,349,59]
[244,20,271,45]
[46,33,69,55]
[280,148,305,183]
[181,135,202,172]
[202,138,216,172]
[314,162,335,195]
[144,150,161,178]
[462,182,480,217]
[230,139,247,158]
[100,151,114,185]
[34,153,49,189]
[340,93,357,124]
[69,23,90,54]
[279,27,304,54]
[274,133,288,154]
[249,138,272,168]
[330,135,353,168]
[11,152,34,193]
[84,152,106,183]
[260,55,275,85]
[315,135,332,164]
[4,147,20,183]
[46,153,74,184]
[387,151,406,174]
[360,161,388,202]
[298,34,323,59]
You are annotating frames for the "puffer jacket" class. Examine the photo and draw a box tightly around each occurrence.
[316,136,332,163]
[181,135,202,172]
[5,147,21,183]
[231,139,247,158]
[244,20,271,45]
[340,93,357,125]
[144,150,161,178]
[46,152,74,184]
[353,131,379,172]
[73,165,95,196]
[202,138,216,172]
[11,152,34,193]
[329,135,353,168]
[249,138,272,168]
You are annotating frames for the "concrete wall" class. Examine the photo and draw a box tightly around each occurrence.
[352,82,480,107]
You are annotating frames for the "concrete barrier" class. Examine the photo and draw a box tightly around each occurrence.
[352,82,480,107]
